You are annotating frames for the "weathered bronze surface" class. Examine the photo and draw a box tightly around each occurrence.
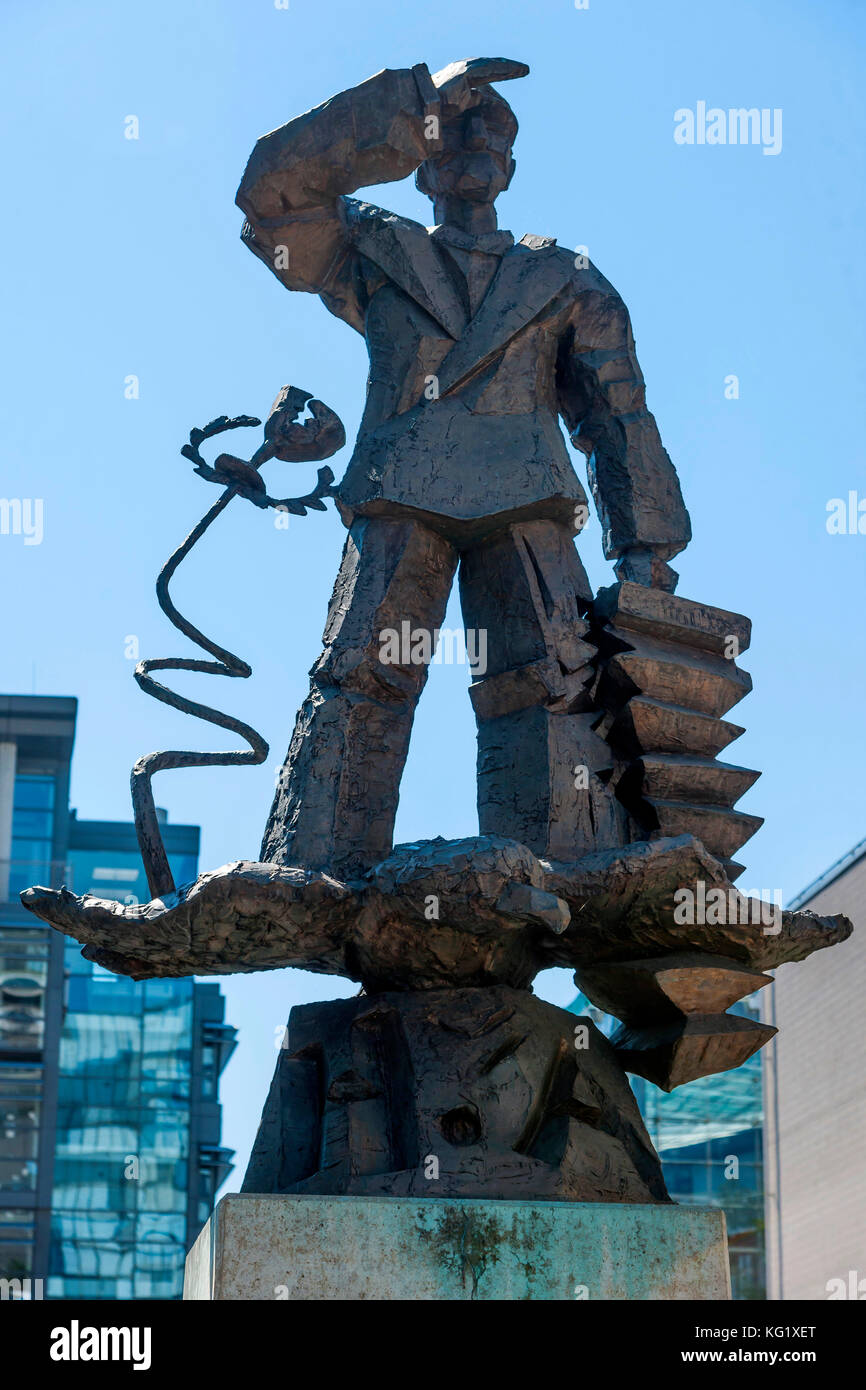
[23,58,851,1204]
[243,988,670,1204]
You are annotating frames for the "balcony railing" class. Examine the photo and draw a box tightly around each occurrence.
[0,860,72,905]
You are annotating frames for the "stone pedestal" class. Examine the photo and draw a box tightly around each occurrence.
[184,1194,730,1301]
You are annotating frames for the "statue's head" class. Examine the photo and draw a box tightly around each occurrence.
[416,87,518,208]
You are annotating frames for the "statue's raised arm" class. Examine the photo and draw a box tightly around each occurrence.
[235,59,528,326]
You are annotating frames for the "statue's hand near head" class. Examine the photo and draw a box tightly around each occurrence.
[430,57,529,114]
[418,58,528,227]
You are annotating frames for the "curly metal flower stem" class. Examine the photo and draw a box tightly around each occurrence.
[132,470,270,900]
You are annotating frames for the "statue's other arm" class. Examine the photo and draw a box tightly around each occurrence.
[235,65,444,331]
[557,266,691,588]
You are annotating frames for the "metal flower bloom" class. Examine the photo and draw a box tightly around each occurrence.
[131,387,345,897]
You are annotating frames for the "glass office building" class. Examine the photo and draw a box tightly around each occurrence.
[1,694,234,1300]
[47,814,235,1299]
[1,696,75,1291]
[568,992,766,1300]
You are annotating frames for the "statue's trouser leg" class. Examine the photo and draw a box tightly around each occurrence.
[459,518,629,861]
[261,516,458,875]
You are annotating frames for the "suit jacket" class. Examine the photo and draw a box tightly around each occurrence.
[236,64,691,558]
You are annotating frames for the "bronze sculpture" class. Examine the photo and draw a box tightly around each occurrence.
[236,57,690,876]
[24,59,850,1207]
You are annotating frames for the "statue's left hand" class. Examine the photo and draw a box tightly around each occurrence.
[615,547,679,593]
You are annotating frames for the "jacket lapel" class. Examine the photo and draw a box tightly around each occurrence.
[435,238,573,397]
[348,206,573,391]
[348,200,468,341]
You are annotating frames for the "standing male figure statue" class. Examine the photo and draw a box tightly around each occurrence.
[237,58,691,878]
[24,55,852,1230]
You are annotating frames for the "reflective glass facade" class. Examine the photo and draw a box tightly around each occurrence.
[0,699,73,1289]
[45,826,234,1299]
[0,1057,43,1199]
[48,962,196,1298]
[8,773,58,899]
[0,776,58,1254]
[1,694,234,1300]
[568,993,766,1300]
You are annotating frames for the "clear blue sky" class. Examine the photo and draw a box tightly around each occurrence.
[1,0,864,1182]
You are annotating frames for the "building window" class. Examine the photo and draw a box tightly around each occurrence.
[0,1065,43,1195]
[0,1209,36,1280]
[0,930,49,1052]
[200,1043,217,1099]
[9,775,57,897]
